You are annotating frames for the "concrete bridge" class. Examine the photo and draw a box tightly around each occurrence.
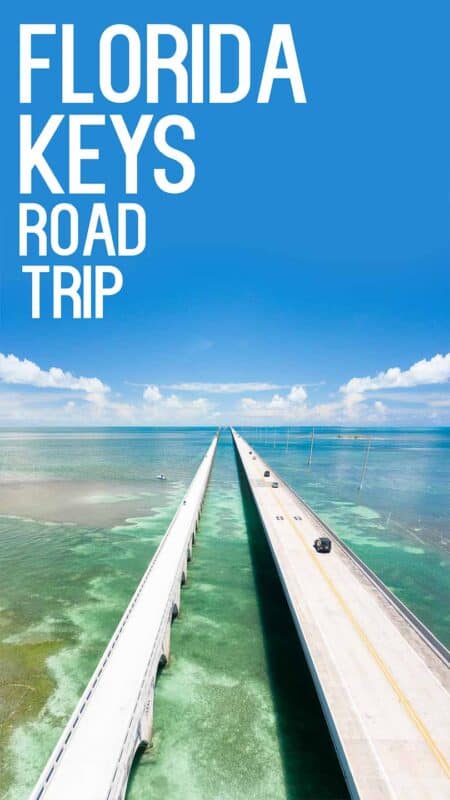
[232,428,450,800]
[29,433,218,800]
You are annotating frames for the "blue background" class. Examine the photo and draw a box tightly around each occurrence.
[0,0,449,422]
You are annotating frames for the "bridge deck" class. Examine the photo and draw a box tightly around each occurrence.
[232,429,450,800]
[30,434,218,800]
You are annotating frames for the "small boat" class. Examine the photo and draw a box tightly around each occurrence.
[156,473,167,481]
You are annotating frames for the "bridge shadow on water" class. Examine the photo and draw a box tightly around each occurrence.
[235,451,350,800]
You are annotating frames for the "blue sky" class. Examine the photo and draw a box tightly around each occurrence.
[0,0,449,425]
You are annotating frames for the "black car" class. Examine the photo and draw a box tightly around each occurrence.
[314,537,332,553]
[264,470,270,477]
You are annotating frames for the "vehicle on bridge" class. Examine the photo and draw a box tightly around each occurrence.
[272,481,279,488]
[264,470,270,477]
[314,537,332,553]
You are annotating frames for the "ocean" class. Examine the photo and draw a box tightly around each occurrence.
[0,427,448,800]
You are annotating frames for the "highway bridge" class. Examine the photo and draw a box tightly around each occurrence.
[232,428,450,800]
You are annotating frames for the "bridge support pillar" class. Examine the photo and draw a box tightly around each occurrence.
[139,681,155,745]
[162,623,172,664]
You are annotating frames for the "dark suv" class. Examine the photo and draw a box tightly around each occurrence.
[314,537,332,553]
[264,470,270,477]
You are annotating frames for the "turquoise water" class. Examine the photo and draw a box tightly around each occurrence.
[0,427,448,799]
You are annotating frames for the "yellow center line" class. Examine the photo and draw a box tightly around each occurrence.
[246,450,450,781]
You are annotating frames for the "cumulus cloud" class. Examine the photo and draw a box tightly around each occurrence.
[238,383,389,424]
[240,385,309,419]
[162,382,288,393]
[0,353,137,425]
[0,353,109,394]
[241,397,259,410]
[236,356,450,425]
[143,384,163,402]
[2,353,449,427]
[287,385,308,403]
[142,385,217,423]
[373,400,387,419]
[340,353,450,395]
[0,359,219,424]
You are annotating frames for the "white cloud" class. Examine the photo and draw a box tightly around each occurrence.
[141,385,217,423]
[373,400,387,419]
[340,353,450,395]
[0,353,109,394]
[2,353,449,427]
[287,385,308,403]
[143,384,163,403]
[162,382,288,394]
[238,383,392,425]
[241,397,259,410]
[239,385,309,419]
[0,364,218,424]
